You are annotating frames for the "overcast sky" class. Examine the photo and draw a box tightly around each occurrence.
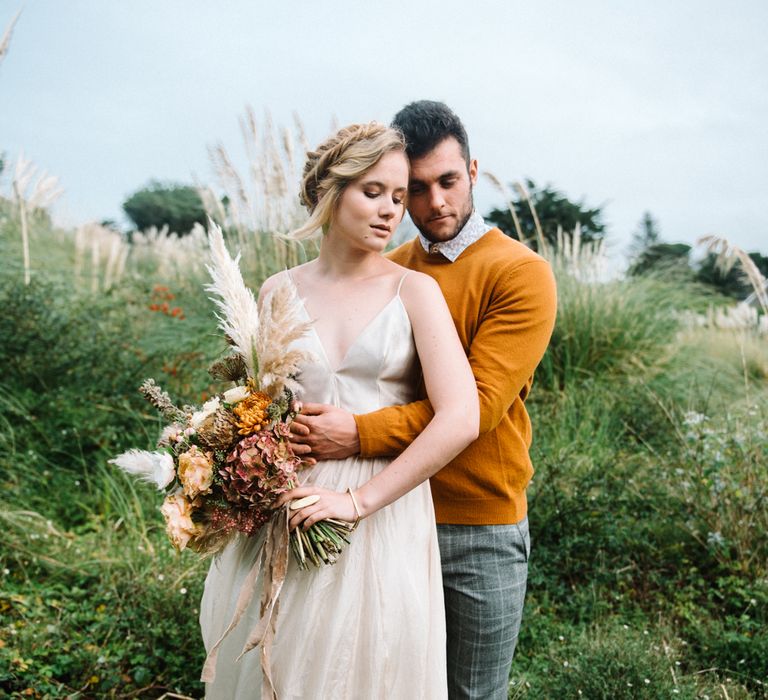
[1,0,766,262]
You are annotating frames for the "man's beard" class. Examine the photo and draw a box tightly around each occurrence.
[417,191,474,244]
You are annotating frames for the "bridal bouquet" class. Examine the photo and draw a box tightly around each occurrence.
[110,223,354,569]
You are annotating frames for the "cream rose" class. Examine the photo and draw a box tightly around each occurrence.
[223,385,250,404]
[177,446,214,499]
[160,491,199,551]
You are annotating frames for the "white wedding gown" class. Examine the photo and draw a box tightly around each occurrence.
[199,276,448,699]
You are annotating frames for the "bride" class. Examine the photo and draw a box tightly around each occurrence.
[199,122,478,699]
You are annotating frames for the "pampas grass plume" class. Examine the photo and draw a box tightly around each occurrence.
[110,450,175,490]
[205,221,261,378]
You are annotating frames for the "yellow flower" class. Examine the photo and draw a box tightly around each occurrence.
[160,492,200,551]
[233,391,272,435]
[177,446,214,499]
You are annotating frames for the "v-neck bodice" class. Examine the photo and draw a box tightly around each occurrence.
[287,273,421,413]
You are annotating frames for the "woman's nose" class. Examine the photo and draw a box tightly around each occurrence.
[379,199,397,218]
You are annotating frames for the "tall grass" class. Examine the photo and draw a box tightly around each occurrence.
[201,106,315,280]
[535,230,699,391]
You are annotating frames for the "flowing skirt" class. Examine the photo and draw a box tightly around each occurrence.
[199,456,447,699]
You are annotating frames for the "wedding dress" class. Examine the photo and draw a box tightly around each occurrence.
[199,273,448,699]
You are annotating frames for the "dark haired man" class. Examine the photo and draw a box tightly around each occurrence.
[291,101,557,699]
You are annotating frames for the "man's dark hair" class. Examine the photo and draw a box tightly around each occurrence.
[391,100,470,167]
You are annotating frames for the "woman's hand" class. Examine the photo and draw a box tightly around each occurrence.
[275,485,359,531]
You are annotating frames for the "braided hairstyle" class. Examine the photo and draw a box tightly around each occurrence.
[289,122,406,240]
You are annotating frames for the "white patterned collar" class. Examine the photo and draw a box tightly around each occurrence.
[417,210,492,262]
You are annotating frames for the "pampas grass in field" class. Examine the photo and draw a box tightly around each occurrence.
[130,222,210,282]
[201,106,310,280]
[698,233,768,313]
[0,8,20,66]
[73,222,129,291]
[10,153,63,284]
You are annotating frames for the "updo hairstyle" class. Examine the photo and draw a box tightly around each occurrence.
[289,122,406,240]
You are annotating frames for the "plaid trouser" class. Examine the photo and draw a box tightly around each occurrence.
[437,518,530,700]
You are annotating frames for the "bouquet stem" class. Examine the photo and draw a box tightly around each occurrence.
[290,519,355,570]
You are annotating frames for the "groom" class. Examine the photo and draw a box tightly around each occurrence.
[291,100,557,699]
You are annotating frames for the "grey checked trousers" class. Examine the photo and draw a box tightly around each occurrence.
[437,518,530,700]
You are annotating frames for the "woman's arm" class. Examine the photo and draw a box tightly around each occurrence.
[278,271,479,529]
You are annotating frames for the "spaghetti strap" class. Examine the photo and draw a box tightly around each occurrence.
[396,270,410,295]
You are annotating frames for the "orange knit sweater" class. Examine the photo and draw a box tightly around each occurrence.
[354,228,557,524]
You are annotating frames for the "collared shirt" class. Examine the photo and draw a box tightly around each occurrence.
[417,210,492,262]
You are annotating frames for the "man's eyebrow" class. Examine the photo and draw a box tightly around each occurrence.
[409,170,461,186]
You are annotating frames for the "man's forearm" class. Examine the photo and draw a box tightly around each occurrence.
[355,399,435,459]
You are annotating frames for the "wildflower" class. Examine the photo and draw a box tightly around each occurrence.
[644,678,650,684]
[157,574,165,581]
[707,531,725,547]
[180,587,188,595]
[683,411,707,427]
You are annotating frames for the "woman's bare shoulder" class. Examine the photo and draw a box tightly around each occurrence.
[381,260,434,288]
[395,267,444,311]
[259,262,314,300]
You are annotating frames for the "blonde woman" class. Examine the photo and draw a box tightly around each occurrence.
[199,123,478,698]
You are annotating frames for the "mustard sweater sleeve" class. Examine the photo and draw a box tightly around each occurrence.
[355,256,557,458]
[472,259,557,433]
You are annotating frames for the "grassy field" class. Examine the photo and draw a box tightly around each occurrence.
[0,202,766,699]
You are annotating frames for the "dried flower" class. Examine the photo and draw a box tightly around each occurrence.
[208,354,248,382]
[160,492,200,551]
[177,446,214,499]
[139,379,186,423]
[195,407,239,452]
[233,391,272,435]
[219,431,300,508]
[223,385,249,404]
[110,450,175,490]
[190,397,222,429]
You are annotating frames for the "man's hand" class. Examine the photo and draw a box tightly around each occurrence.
[289,402,360,462]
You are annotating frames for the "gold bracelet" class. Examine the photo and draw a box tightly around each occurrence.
[347,487,362,531]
